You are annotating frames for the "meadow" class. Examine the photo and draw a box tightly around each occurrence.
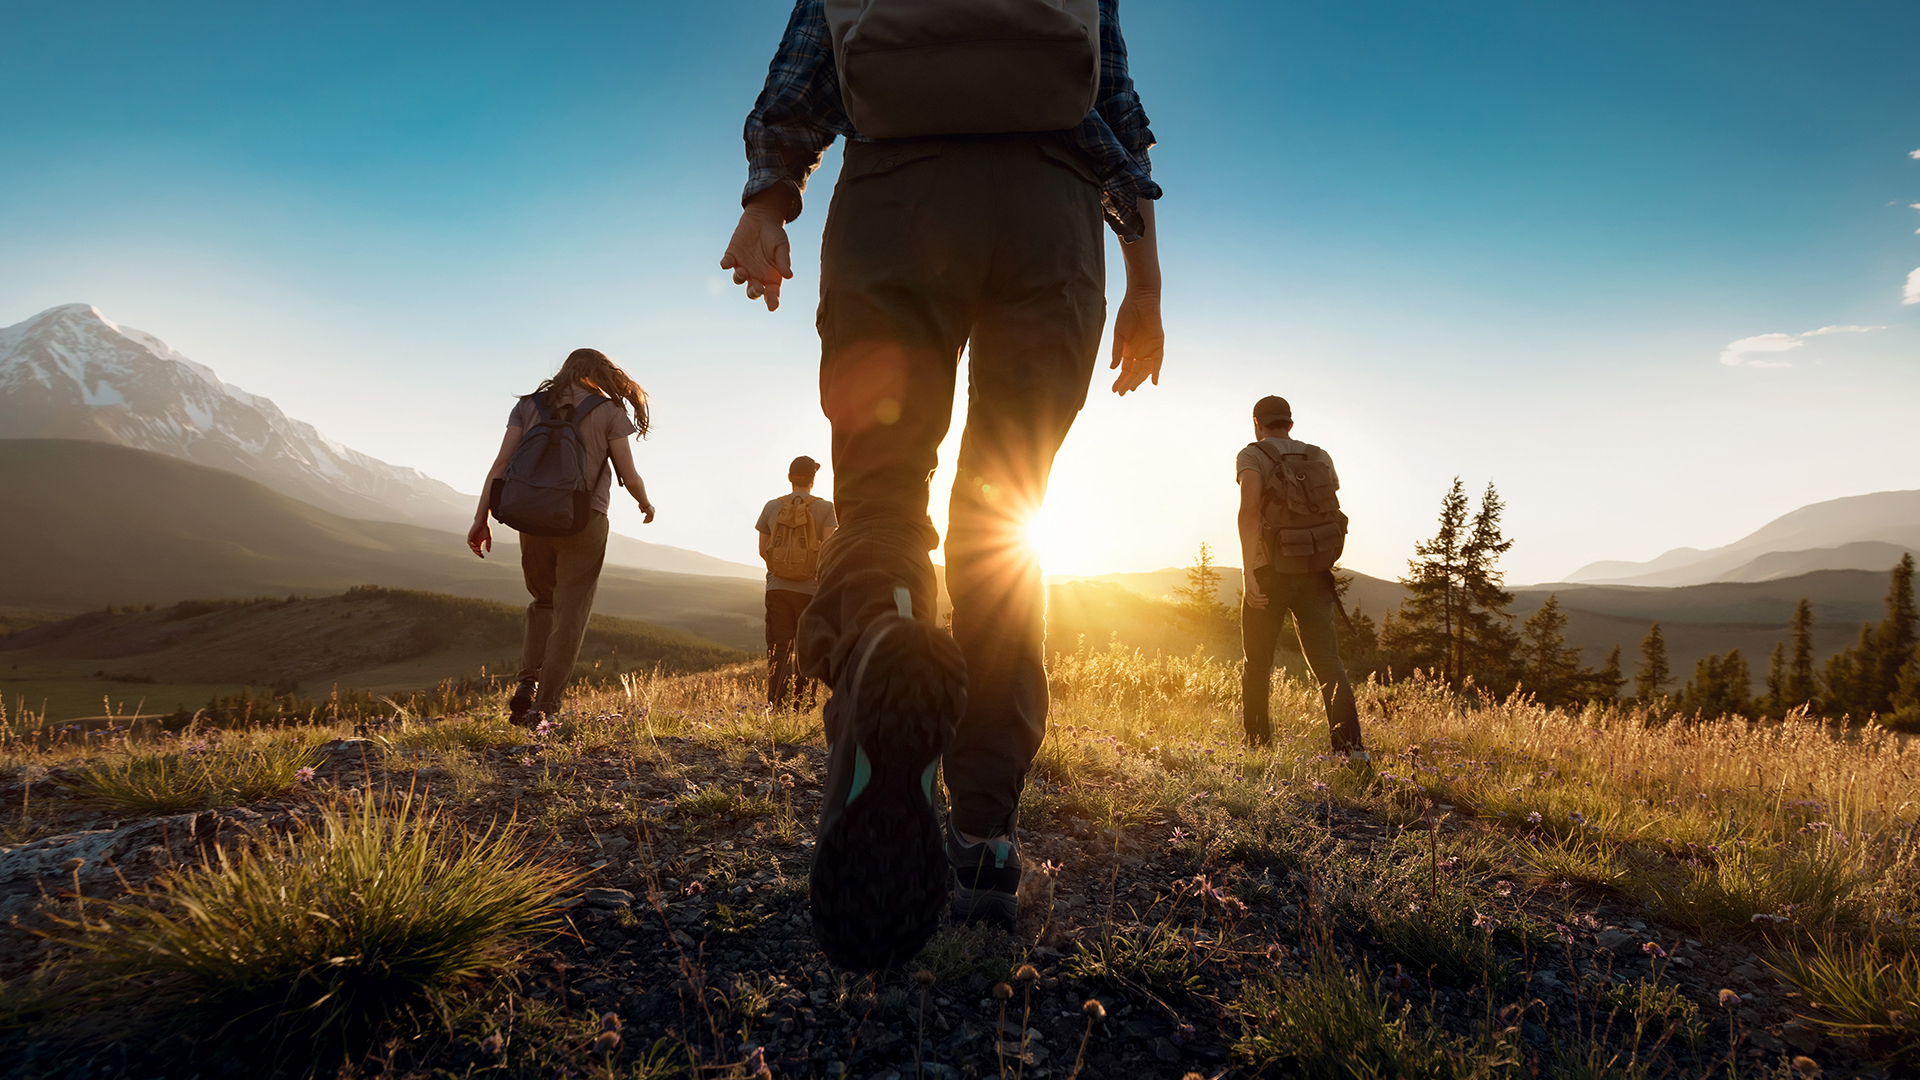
[0,642,1913,1079]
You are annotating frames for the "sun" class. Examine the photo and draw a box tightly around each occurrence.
[1022,505,1072,573]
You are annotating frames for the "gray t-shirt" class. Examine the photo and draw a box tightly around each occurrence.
[1235,436,1339,570]
[756,494,838,594]
[507,389,638,515]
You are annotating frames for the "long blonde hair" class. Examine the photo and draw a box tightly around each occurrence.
[537,348,650,437]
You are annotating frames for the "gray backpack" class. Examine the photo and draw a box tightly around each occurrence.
[489,393,609,536]
[825,0,1101,139]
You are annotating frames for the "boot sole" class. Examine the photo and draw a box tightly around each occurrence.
[810,617,965,971]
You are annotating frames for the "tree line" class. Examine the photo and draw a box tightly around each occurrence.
[1177,477,1920,727]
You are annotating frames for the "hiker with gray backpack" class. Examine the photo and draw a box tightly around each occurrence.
[1236,395,1368,763]
[757,455,838,709]
[722,0,1165,970]
[467,348,655,727]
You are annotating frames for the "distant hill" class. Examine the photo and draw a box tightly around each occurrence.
[1564,488,1920,586]
[0,303,760,580]
[0,586,746,721]
[0,440,767,650]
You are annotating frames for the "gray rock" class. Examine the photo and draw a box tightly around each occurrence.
[1595,929,1635,952]
[1153,1037,1180,1061]
[584,887,635,909]
[0,811,210,919]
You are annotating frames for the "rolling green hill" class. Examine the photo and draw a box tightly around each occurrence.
[0,439,767,649]
[0,586,747,721]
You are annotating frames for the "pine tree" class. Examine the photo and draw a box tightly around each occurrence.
[1873,554,1918,710]
[1385,478,1471,683]
[1635,623,1671,703]
[1382,479,1518,689]
[1589,646,1626,703]
[1517,595,1582,707]
[1765,642,1787,718]
[1175,542,1229,619]
[1785,599,1816,712]
[1678,649,1752,720]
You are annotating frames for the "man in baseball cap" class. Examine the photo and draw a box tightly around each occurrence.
[756,456,837,708]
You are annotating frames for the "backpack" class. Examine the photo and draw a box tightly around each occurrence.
[1250,441,1348,574]
[489,393,609,537]
[824,0,1101,139]
[766,495,822,581]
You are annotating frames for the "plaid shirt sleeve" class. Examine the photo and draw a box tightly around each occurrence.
[741,0,855,222]
[1079,0,1161,242]
[741,0,1158,238]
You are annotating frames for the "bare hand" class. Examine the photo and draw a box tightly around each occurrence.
[720,190,793,311]
[1243,572,1267,609]
[467,519,492,558]
[638,500,656,524]
[1109,290,1164,395]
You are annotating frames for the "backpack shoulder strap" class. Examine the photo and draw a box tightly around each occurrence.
[1248,440,1283,467]
[570,393,610,424]
[524,393,553,424]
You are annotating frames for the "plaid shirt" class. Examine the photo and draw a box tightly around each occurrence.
[741,0,1161,242]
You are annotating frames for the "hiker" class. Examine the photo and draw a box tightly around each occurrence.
[758,455,838,708]
[1236,396,1367,763]
[722,0,1165,968]
[467,348,655,727]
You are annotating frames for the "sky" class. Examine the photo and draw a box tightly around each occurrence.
[2,0,1917,584]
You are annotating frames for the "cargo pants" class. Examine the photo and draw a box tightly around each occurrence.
[519,511,610,714]
[1240,567,1365,752]
[796,133,1107,839]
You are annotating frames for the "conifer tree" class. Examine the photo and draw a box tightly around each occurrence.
[1517,594,1582,706]
[1590,646,1625,703]
[1382,479,1517,688]
[1635,623,1670,703]
[1786,599,1816,712]
[1874,554,1918,708]
[1175,541,1229,619]
[1765,642,1787,718]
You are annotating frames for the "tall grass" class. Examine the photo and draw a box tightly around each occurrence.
[29,790,583,1066]
[59,736,323,813]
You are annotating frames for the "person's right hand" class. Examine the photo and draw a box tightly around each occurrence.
[467,519,492,559]
[1243,572,1267,609]
[720,189,793,311]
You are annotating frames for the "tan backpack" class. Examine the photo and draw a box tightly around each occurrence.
[1250,441,1348,574]
[824,0,1101,139]
[767,495,822,581]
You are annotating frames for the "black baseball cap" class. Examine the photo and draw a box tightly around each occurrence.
[1252,396,1292,426]
[788,455,821,478]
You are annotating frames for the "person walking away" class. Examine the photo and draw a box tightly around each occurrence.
[467,348,655,726]
[1236,395,1367,762]
[758,455,838,708]
[721,0,1167,969]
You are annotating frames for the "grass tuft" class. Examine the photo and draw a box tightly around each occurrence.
[26,789,583,1064]
[59,739,321,813]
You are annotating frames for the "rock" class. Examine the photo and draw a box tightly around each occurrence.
[585,887,635,909]
[1153,1037,1180,1061]
[0,811,210,919]
[317,738,376,761]
[1595,929,1635,953]
[672,929,696,948]
[922,1064,961,1080]
[1781,1019,1823,1054]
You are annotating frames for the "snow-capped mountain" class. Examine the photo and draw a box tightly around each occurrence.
[0,303,472,528]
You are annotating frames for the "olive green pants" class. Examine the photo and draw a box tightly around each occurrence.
[518,512,609,714]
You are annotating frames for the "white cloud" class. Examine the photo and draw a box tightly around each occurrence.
[1911,149,1920,159]
[1906,268,1920,305]
[1719,324,1885,367]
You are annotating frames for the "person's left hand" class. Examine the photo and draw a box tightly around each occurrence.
[467,519,492,558]
[1110,289,1164,395]
[638,500,657,524]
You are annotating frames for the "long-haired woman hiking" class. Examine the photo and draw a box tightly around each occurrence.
[468,347,655,725]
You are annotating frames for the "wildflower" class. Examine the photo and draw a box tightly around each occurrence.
[1190,791,1211,801]
[1554,923,1574,944]
[600,1012,622,1032]
[1494,880,1514,897]
[1791,1056,1820,1079]
[1169,827,1191,844]
[521,756,535,767]
[479,1033,505,1056]
[612,801,624,810]
[1014,964,1040,985]
[1172,1022,1196,1046]
[1408,901,1423,914]
[747,1046,773,1079]
[992,982,1013,1001]
[915,969,936,989]
[684,880,707,896]
[1567,810,1585,824]
[1472,912,1496,931]
[1039,860,1062,877]
[1312,781,1328,792]
[1641,942,1668,959]
[1083,998,1107,1020]
[1719,989,1741,1008]
[1265,943,1285,964]
[1526,811,1542,824]
[295,766,316,784]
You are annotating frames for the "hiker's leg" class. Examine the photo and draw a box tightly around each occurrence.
[1280,572,1364,754]
[797,139,987,690]
[766,589,807,707]
[533,513,609,715]
[1240,568,1286,746]
[942,136,1106,839]
[518,534,561,686]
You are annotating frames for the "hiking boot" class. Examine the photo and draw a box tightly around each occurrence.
[809,612,965,972]
[947,818,1021,929]
[509,680,538,727]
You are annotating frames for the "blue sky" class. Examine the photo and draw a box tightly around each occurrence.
[3,0,1916,583]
